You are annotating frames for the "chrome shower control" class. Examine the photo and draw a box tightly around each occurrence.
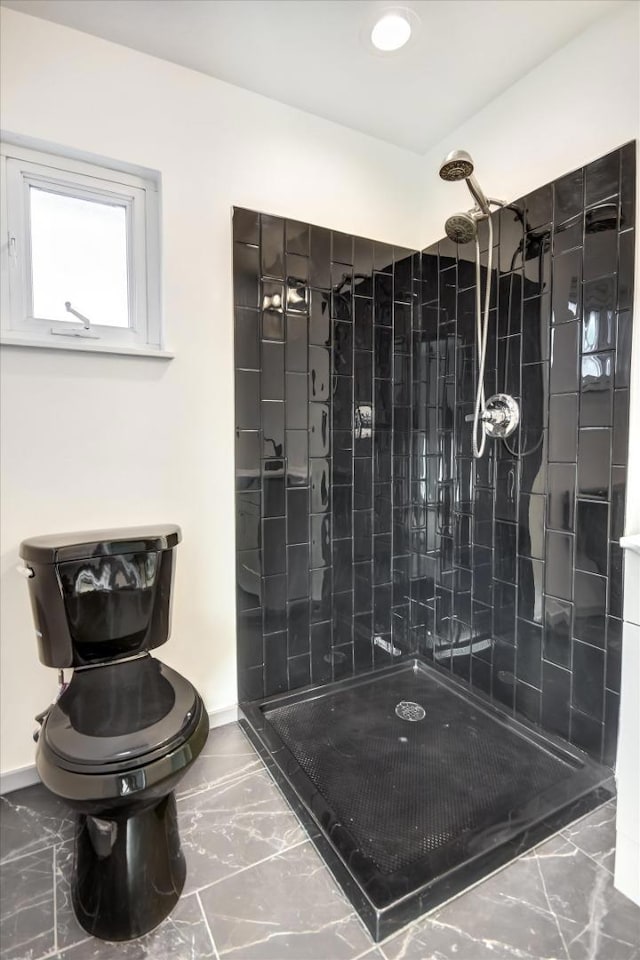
[481,394,520,438]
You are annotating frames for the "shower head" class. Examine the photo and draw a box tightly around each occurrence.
[439,149,475,182]
[445,210,480,244]
[439,148,490,215]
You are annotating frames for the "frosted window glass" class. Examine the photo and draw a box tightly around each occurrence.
[29,187,130,328]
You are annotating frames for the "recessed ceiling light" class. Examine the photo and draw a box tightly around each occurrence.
[370,12,412,52]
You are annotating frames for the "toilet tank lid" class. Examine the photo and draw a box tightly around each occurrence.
[19,524,182,564]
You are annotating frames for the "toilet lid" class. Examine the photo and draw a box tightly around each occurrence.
[43,655,199,765]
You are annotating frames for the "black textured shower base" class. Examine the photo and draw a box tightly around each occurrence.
[240,659,614,941]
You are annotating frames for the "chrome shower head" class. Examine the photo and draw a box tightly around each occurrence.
[445,211,479,244]
[439,148,490,215]
[439,149,475,182]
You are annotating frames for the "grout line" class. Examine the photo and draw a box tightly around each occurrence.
[196,890,221,960]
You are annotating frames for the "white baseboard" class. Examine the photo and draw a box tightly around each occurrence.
[615,831,640,907]
[0,703,239,795]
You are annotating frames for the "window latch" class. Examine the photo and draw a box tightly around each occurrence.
[50,301,100,340]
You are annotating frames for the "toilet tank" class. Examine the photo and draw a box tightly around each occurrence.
[19,525,181,668]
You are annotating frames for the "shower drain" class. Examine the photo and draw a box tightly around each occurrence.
[395,701,426,722]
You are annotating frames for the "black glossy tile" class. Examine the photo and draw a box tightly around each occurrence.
[518,555,544,626]
[524,184,553,231]
[309,345,331,401]
[262,341,284,400]
[288,653,311,689]
[236,370,261,430]
[583,203,618,280]
[310,620,332,683]
[287,544,309,601]
[287,487,309,545]
[516,619,543,688]
[333,321,353,375]
[235,308,260,369]
[606,616,622,694]
[263,517,286,576]
[333,375,352,430]
[332,231,353,264]
[570,709,603,756]
[233,242,260,308]
[492,638,516,711]
[375,326,392,379]
[545,530,573,601]
[310,458,330,512]
[585,149,619,205]
[354,297,373,350]
[549,321,579,393]
[618,228,635,311]
[574,570,606,648]
[543,596,572,668]
[264,475,285,519]
[286,429,308,487]
[612,389,629,465]
[547,463,575,532]
[548,393,577,463]
[333,485,353,540]
[307,290,330,349]
[286,219,310,256]
[263,574,287,635]
[580,352,614,427]
[582,277,616,352]
[309,226,331,289]
[310,513,331,568]
[608,541,624,620]
[553,216,582,256]
[287,599,310,657]
[264,631,288,696]
[554,168,583,224]
[309,403,330,458]
[620,141,636,229]
[261,215,285,280]
[286,313,307,373]
[494,522,517,584]
[236,430,261,491]
[551,249,581,325]
[576,500,609,576]
[234,207,260,245]
[237,607,263,669]
[572,640,605,720]
[577,428,611,499]
[522,295,550,363]
[286,372,308,429]
[262,401,284,458]
[541,661,571,739]
[309,568,331,622]
[615,311,632,388]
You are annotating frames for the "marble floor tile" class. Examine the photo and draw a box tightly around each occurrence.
[55,893,215,960]
[0,785,73,864]
[177,723,262,800]
[178,768,306,893]
[199,841,371,960]
[381,833,640,960]
[561,800,617,873]
[0,847,55,960]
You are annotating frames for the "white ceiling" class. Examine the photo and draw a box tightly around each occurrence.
[1,0,628,154]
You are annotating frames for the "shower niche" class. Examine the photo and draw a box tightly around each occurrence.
[233,141,635,939]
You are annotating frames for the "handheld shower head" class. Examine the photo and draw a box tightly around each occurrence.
[444,211,479,244]
[439,148,490,215]
[439,149,474,182]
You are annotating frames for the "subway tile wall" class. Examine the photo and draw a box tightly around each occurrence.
[233,208,419,703]
[414,142,635,765]
[233,141,635,766]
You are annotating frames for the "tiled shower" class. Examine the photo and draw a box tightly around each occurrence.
[234,141,635,767]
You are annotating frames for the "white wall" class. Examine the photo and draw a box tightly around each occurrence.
[0,7,425,778]
[417,1,640,906]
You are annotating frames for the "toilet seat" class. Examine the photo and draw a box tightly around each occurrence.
[43,655,200,768]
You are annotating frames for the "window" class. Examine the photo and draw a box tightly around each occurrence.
[1,141,166,356]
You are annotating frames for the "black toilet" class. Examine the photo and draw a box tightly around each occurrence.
[19,525,208,942]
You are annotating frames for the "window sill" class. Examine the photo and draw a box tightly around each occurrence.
[0,334,174,360]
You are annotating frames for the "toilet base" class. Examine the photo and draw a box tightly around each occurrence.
[72,791,186,941]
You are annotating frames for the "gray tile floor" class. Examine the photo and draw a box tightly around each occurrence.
[1,723,638,960]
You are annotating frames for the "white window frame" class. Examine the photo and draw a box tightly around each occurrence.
[0,140,168,357]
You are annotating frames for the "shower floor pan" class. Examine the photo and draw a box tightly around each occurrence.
[240,658,614,941]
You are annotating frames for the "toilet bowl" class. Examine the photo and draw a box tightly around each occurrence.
[19,525,208,941]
